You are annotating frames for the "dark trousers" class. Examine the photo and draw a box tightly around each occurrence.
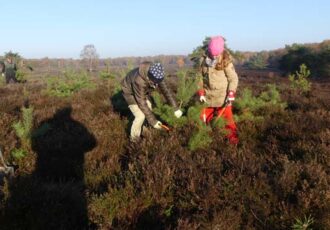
[5,72,17,84]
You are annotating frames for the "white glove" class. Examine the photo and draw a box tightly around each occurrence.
[200,95,207,103]
[174,109,183,118]
[1,73,4,77]
[153,121,163,129]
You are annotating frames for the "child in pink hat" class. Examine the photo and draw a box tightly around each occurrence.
[208,36,225,58]
[197,35,239,144]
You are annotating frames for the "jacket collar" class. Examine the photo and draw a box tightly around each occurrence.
[138,62,152,81]
[138,61,158,87]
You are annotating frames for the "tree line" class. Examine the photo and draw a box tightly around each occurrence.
[233,40,330,78]
[2,40,329,78]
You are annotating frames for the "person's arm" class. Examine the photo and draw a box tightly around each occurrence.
[225,62,238,92]
[132,78,158,126]
[197,57,206,101]
[197,76,205,96]
[159,80,178,109]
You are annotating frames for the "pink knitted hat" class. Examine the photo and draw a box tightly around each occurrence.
[208,36,225,57]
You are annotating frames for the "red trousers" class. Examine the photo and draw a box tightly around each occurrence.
[200,105,239,144]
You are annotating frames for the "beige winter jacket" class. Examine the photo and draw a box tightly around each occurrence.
[199,51,239,107]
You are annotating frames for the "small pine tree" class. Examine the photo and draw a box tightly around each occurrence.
[188,127,212,151]
[186,104,213,151]
[151,69,229,150]
[288,64,311,94]
[152,69,202,128]
[189,37,211,68]
[99,60,116,80]
[233,88,265,122]
[211,114,227,132]
[46,70,95,97]
[0,74,5,86]
[259,84,287,108]
[11,148,28,159]
[99,70,115,80]
[11,106,50,160]
[152,91,187,128]
[292,215,314,230]
[12,107,34,150]
[176,69,200,108]
[15,69,27,82]
[234,84,286,122]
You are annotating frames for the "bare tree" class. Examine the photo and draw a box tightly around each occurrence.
[80,44,99,72]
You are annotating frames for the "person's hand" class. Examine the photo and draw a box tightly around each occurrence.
[153,121,163,129]
[226,91,235,103]
[199,96,206,103]
[174,109,183,118]
[198,89,206,103]
[1,73,4,77]
[200,95,207,103]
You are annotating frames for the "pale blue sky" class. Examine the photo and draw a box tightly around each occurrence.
[1,0,329,58]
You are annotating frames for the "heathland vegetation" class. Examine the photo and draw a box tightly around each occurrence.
[0,41,329,229]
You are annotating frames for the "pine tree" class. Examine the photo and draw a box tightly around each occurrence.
[288,64,311,94]
[189,37,210,68]
[259,84,286,107]
[152,91,187,128]
[46,70,95,97]
[186,104,212,151]
[188,127,212,151]
[12,107,33,150]
[11,106,50,159]
[176,69,200,108]
[151,69,229,150]
[233,84,286,122]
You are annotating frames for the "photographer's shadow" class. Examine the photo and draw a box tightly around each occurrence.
[2,106,96,229]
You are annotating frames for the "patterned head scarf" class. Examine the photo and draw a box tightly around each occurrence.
[148,63,165,83]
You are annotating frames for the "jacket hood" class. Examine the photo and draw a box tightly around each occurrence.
[138,61,152,81]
